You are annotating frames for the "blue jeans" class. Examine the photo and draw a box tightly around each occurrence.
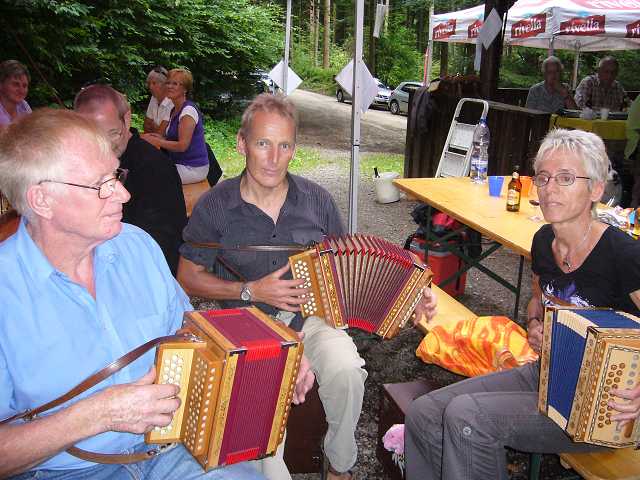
[11,443,266,480]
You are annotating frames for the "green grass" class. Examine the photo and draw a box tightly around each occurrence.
[130,113,405,178]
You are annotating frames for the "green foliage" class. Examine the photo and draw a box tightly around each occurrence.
[0,0,283,108]
[375,19,424,88]
[291,37,350,95]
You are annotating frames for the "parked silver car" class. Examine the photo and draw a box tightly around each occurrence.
[336,78,392,109]
[388,81,423,115]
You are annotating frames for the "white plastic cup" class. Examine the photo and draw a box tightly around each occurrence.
[600,107,610,120]
[374,172,401,203]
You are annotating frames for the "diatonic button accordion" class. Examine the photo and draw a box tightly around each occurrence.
[289,235,432,339]
[145,307,303,470]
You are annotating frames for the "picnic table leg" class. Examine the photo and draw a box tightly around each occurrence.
[514,256,525,320]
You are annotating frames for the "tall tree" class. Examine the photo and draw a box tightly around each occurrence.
[322,0,331,68]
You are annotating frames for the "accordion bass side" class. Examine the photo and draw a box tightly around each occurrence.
[539,307,640,448]
[289,235,432,339]
[145,307,303,470]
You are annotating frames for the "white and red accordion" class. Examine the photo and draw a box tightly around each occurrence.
[289,234,432,339]
[146,307,303,470]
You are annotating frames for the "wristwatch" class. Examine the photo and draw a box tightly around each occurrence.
[240,283,253,302]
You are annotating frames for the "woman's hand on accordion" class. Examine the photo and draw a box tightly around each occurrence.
[249,264,310,312]
[609,383,640,427]
[412,288,438,327]
[293,354,315,405]
[96,367,182,434]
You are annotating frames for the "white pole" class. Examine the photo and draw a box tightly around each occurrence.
[425,5,435,84]
[348,0,365,234]
[548,36,555,57]
[283,0,292,95]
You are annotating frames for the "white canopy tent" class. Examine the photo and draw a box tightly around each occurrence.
[427,0,640,87]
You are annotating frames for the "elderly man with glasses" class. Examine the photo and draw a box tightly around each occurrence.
[404,129,640,480]
[0,109,291,480]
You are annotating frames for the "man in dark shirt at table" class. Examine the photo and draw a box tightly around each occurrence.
[75,85,187,275]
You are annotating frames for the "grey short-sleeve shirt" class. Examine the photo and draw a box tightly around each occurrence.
[180,173,345,327]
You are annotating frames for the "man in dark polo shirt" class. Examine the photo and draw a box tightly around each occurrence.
[75,85,187,275]
[177,94,364,480]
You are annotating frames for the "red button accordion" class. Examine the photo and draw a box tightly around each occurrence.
[145,307,303,470]
[289,235,432,339]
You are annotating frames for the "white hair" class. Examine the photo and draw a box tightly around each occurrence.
[0,109,112,218]
[147,66,168,85]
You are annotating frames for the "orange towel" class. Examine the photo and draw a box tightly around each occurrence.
[416,316,538,377]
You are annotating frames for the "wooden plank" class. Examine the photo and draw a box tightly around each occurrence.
[394,177,544,259]
[560,448,640,480]
[183,180,210,217]
[416,284,476,334]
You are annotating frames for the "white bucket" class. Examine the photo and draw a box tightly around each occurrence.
[374,172,401,203]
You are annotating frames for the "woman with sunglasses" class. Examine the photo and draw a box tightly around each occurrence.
[141,68,209,184]
[404,128,640,480]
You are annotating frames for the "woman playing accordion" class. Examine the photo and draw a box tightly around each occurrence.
[404,129,640,480]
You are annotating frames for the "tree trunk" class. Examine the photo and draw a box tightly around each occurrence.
[368,0,376,74]
[314,0,320,67]
[479,0,515,99]
[332,1,337,44]
[417,8,424,52]
[322,0,330,69]
[439,43,449,77]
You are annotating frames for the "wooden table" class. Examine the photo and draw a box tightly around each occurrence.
[394,177,545,318]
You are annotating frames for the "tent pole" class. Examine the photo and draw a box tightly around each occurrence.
[348,0,365,233]
[572,47,580,91]
[425,5,435,84]
[283,0,292,95]
[548,36,554,57]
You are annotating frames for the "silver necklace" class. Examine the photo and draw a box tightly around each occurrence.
[561,221,593,271]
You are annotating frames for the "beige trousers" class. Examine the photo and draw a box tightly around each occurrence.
[300,315,368,473]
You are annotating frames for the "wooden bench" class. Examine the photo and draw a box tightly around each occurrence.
[0,210,19,242]
[377,379,439,480]
[558,449,640,480]
[529,449,640,480]
[416,283,476,334]
[182,179,210,217]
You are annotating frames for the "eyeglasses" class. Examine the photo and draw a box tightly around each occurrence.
[39,168,128,199]
[533,172,591,187]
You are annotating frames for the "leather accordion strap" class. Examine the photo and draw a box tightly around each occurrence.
[187,241,310,252]
[0,333,195,464]
[66,443,176,465]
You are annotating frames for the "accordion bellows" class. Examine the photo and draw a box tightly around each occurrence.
[539,307,640,448]
[289,235,432,339]
[145,307,303,470]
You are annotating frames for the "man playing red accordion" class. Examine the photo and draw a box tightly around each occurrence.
[177,94,437,479]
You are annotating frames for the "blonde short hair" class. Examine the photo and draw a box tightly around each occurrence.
[239,93,297,140]
[534,128,610,188]
[0,109,111,217]
[168,68,193,95]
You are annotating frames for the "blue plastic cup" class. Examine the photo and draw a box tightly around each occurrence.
[488,176,504,197]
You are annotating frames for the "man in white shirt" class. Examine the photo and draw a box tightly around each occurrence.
[143,66,173,135]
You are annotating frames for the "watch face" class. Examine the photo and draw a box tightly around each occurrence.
[241,287,251,302]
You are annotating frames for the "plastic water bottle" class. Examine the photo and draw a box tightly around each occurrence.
[470,118,490,184]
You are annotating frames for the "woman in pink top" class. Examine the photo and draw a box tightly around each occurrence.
[0,60,31,126]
